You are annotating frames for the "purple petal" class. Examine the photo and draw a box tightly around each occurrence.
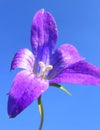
[47,44,83,79]
[30,9,58,65]
[8,70,49,117]
[50,60,100,86]
[11,48,35,71]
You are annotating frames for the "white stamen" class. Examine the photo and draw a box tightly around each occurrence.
[39,61,53,78]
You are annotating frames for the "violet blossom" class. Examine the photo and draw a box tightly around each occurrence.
[8,9,100,127]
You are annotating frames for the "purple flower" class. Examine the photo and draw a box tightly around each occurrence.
[8,9,100,118]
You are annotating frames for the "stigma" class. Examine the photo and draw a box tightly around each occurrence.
[38,61,53,78]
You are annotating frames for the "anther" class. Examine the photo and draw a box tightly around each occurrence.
[39,61,45,68]
[45,65,53,71]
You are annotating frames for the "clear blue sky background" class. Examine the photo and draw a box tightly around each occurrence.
[0,0,100,130]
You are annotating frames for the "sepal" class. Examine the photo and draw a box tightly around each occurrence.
[50,83,72,96]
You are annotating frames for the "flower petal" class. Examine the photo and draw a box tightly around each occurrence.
[30,9,58,65]
[8,70,49,118]
[11,48,35,71]
[50,60,100,85]
[47,44,83,79]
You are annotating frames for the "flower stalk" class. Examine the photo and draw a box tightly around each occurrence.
[38,96,44,130]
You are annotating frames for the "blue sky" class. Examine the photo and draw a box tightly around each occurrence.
[1,0,100,130]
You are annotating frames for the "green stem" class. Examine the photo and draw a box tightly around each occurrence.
[38,96,44,130]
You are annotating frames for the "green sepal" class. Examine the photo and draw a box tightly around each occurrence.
[38,96,44,130]
[50,83,72,96]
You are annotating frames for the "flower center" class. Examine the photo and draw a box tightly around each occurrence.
[38,61,53,78]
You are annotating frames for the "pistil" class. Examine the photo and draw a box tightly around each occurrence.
[39,61,53,78]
